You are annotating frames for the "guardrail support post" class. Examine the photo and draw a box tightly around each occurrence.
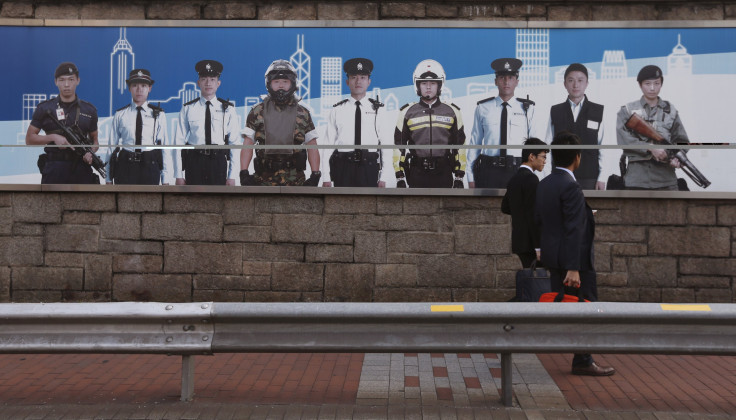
[181,355,195,401]
[500,352,513,407]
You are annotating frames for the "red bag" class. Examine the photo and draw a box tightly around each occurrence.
[539,288,590,303]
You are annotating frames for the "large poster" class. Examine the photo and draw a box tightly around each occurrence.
[1,24,734,191]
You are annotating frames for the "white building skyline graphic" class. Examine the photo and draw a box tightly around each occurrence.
[291,34,311,102]
[109,28,134,117]
[516,29,549,88]
[14,29,700,146]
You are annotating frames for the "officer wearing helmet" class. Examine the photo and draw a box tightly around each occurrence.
[394,59,467,188]
[240,59,321,186]
[173,60,241,185]
[468,58,540,189]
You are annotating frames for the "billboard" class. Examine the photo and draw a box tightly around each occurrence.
[1,24,734,191]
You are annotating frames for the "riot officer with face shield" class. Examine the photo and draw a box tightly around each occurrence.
[394,59,466,188]
[240,59,321,186]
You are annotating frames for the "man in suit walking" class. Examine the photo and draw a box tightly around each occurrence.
[535,131,615,377]
[501,138,548,268]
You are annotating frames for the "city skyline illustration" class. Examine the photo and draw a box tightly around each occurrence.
[2,25,734,189]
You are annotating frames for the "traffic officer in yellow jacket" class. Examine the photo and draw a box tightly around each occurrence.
[394,59,466,188]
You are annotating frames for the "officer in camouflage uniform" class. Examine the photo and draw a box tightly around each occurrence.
[616,65,689,190]
[240,60,320,186]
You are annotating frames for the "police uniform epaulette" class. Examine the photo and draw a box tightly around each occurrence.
[477,96,495,105]
[450,103,461,110]
[516,97,535,106]
[399,103,411,111]
[79,99,95,108]
[217,97,234,108]
[115,104,129,113]
[38,97,57,106]
[333,99,349,107]
[184,97,200,106]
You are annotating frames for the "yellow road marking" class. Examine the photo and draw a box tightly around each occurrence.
[431,305,464,312]
[661,304,711,312]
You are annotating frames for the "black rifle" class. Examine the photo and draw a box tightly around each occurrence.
[45,110,107,179]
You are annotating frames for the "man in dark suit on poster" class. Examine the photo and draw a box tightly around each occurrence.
[501,138,548,268]
[535,131,615,377]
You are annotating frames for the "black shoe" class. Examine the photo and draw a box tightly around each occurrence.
[571,362,615,376]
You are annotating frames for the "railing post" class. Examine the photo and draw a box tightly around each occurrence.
[500,352,513,407]
[181,355,195,401]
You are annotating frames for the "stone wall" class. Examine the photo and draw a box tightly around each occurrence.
[1,191,734,303]
[2,1,736,21]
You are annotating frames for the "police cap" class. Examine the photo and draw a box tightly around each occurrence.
[491,58,522,77]
[343,58,373,76]
[126,68,154,85]
[637,65,663,83]
[54,62,79,79]
[195,60,223,77]
[564,63,588,79]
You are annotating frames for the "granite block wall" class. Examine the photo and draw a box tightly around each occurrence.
[1,192,734,303]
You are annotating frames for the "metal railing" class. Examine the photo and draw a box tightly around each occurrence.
[1,301,734,406]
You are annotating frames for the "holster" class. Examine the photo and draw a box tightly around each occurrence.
[37,153,48,174]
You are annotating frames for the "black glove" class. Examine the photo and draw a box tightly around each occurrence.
[303,171,321,186]
[453,179,464,188]
[240,170,257,186]
[396,179,407,188]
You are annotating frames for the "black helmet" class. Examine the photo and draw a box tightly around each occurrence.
[265,59,298,104]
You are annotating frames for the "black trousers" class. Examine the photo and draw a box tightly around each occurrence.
[472,155,520,188]
[183,150,228,185]
[406,157,453,188]
[329,151,380,187]
[41,151,98,184]
[517,252,538,269]
[550,268,598,368]
[113,149,162,185]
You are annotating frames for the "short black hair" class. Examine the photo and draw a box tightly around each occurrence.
[551,131,581,168]
[521,137,549,163]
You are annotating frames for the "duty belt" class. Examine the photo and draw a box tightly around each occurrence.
[119,149,157,164]
[262,155,299,171]
[189,146,227,157]
[410,155,448,171]
[477,154,521,168]
[46,150,79,162]
[334,150,379,163]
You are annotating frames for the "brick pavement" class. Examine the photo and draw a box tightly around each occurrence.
[0,352,734,419]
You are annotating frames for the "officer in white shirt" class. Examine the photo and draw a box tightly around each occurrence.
[174,60,240,186]
[107,69,171,185]
[468,58,539,189]
[321,58,391,188]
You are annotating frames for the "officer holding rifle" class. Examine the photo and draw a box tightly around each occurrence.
[616,65,692,190]
[26,62,101,184]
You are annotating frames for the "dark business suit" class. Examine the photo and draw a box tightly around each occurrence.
[501,166,540,268]
[535,167,597,367]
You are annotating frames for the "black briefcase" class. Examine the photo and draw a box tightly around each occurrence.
[515,261,552,302]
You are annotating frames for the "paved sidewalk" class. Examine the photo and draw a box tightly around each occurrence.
[0,352,734,419]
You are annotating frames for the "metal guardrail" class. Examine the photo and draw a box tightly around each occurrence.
[1,301,735,406]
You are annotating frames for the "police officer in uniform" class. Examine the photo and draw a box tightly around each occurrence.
[106,69,172,185]
[174,60,240,186]
[468,58,539,189]
[546,63,605,190]
[26,62,100,184]
[394,59,466,189]
[616,65,689,191]
[322,58,391,188]
[240,59,321,187]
